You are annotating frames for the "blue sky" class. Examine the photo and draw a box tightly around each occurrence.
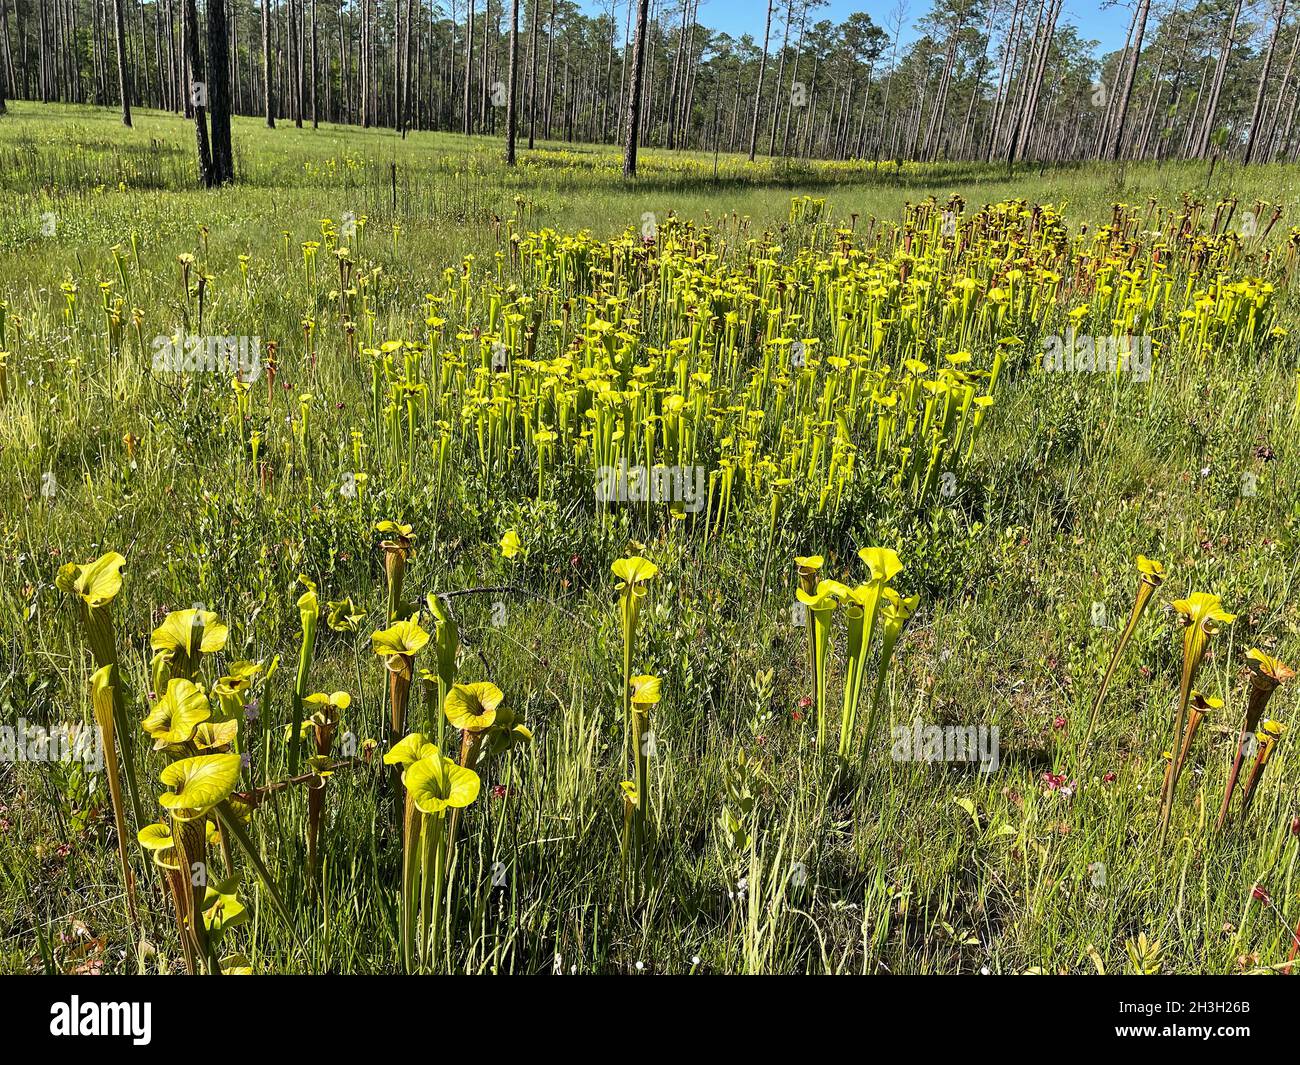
[584,0,1135,58]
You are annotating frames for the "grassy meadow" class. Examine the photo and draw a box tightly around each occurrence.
[2,101,1300,975]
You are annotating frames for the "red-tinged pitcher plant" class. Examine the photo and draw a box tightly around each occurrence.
[1160,593,1236,846]
[1218,649,1294,831]
[142,677,299,961]
[1082,555,1167,752]
[1238,720,1286,822]
[1168,690,1220,787]
[384,734,480,972]
[372,617,430,743]
[56,551,145,826]
[287,691,351,876]
[376,520,416,622]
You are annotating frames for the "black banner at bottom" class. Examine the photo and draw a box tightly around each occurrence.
[1,974,1289,1051]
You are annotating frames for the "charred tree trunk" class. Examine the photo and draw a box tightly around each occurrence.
[182,0,213,186]
[208,0,234,183]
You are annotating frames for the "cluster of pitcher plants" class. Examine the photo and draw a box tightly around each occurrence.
[1083,555,1292,847]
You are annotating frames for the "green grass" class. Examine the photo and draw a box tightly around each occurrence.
[1,102,1299,975]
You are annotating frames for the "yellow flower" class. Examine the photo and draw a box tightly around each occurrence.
[500,530,522,559]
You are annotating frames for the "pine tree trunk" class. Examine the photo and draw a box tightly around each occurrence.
[1109,0,1150,159]
[1195,0,1242,157]
[111,0,131,123]
[1243,0,1286,163]
[505,0,518,163]
[262,0,275,125]
[622,0,650,177]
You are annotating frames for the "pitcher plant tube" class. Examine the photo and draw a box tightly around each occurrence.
[287,577,321,775]
[796,578,848,752]
[1082,556,1166,753]
[1160,592,1235,846]
[377,521,415,622]
[862,586,919,763]
[624,673,661,864]
[612,556,658,759]
[56,551,145,826]
[1238,720,1286,822]
[90,665,138,930]
[1218,649,1294,830]
[384,735,480,972]
[839,547,904,761]
[794,555,824,685]
[155,752,243,973]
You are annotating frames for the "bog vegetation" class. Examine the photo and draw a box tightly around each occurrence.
[0,102,1299,974]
